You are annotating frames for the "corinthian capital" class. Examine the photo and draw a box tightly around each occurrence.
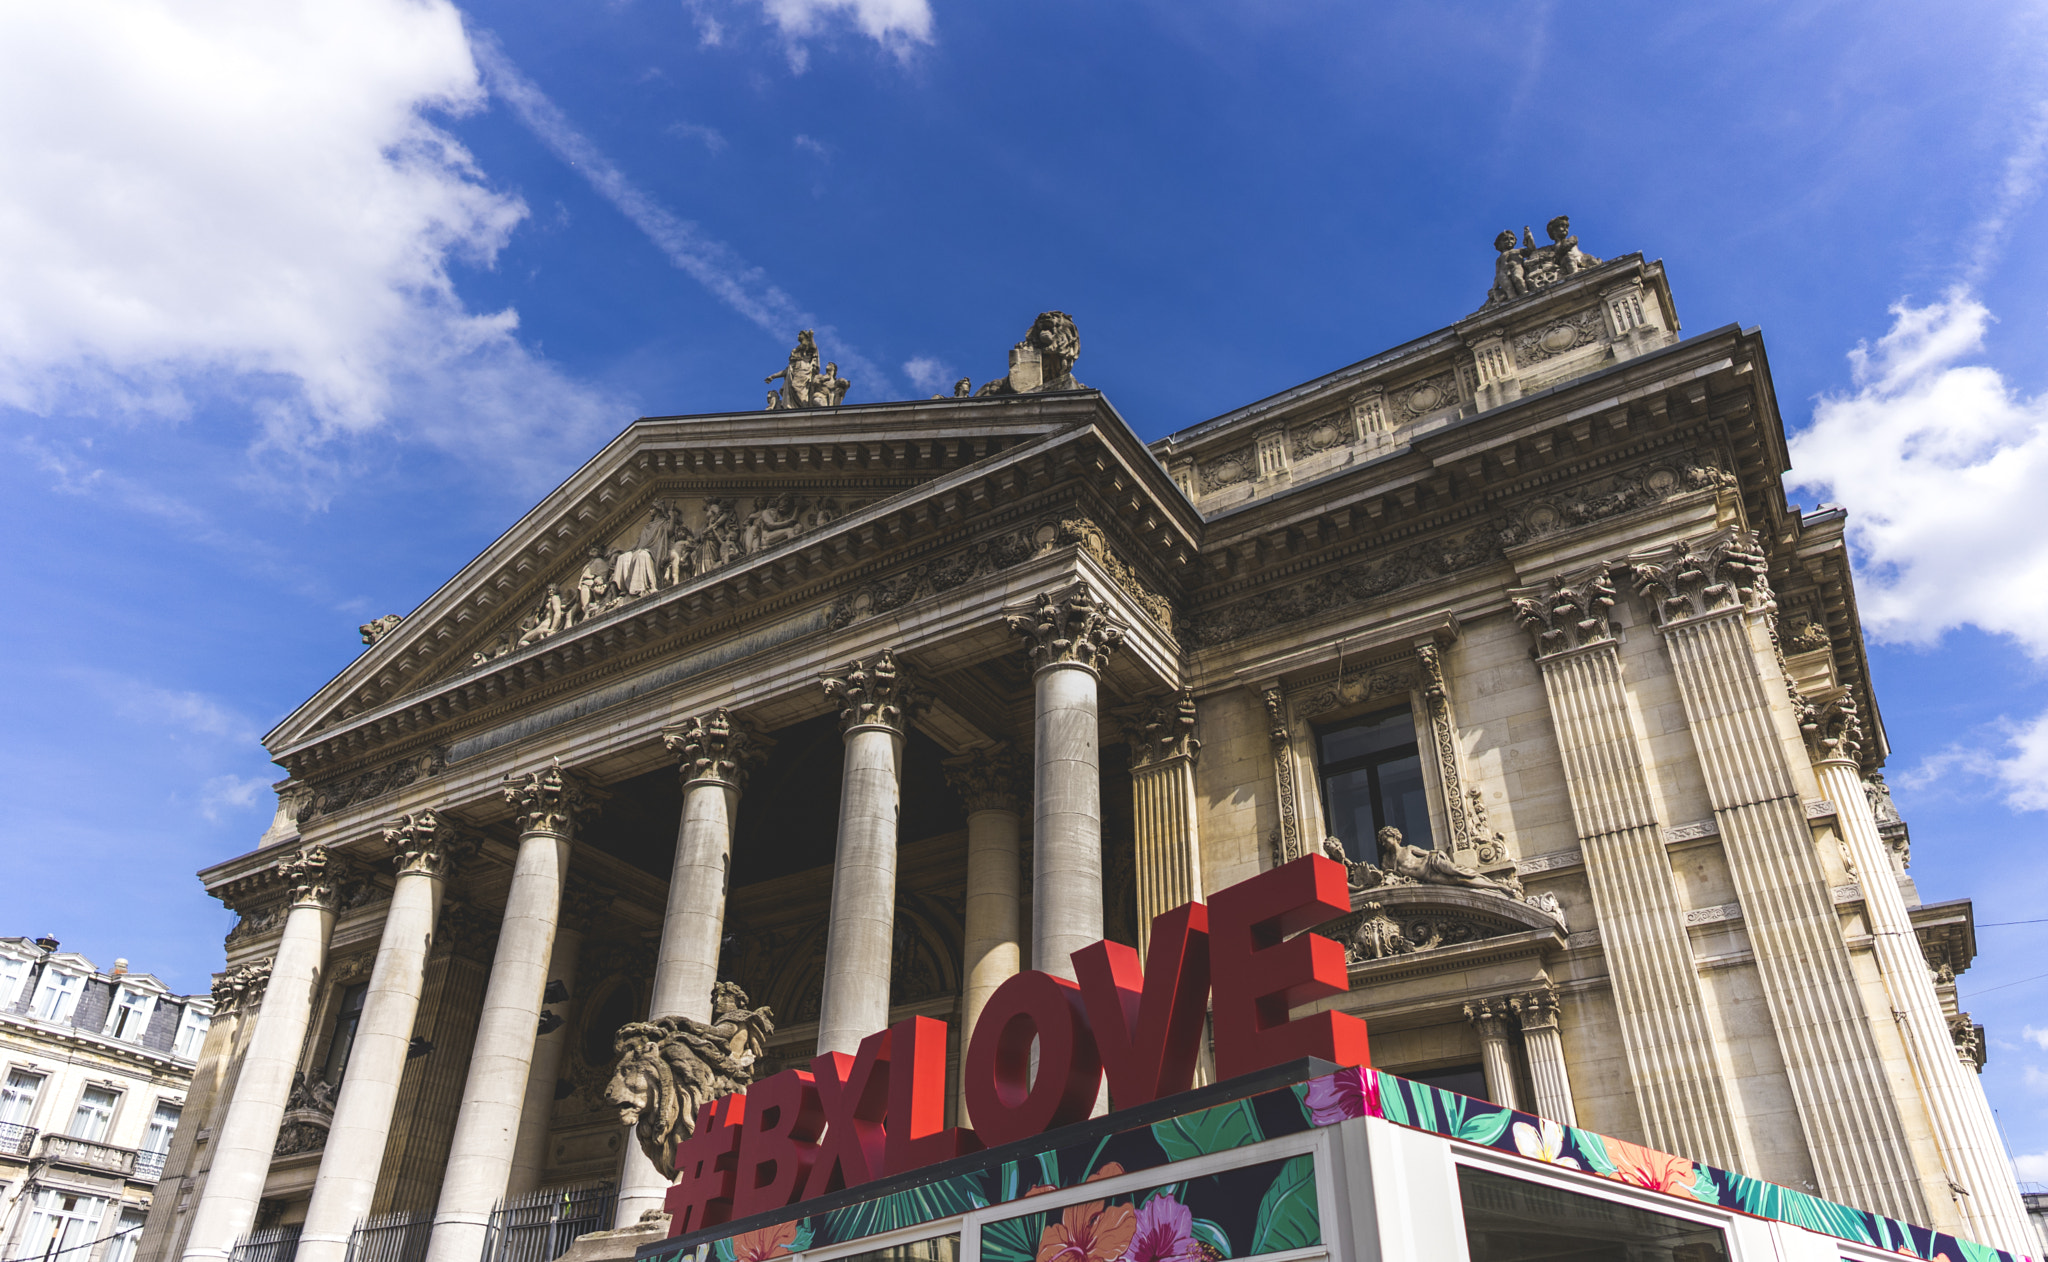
[277,845,340,908]
[1005,582,1125,675]
[210,959,272,1014]
[384,809,468,879]
[1508,563,1618,659]
[1509,987,1560,1032]
[1796,689,1863,765]
[1625,527,1775,627]
[943,743,1025,814]
[1463,997,1513,1039]
[662,707,772,790]
[502,759,598,837]
[1127,690,1200,769]
[821,650,928,735]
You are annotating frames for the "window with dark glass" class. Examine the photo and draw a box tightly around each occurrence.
[1458,1166,1727,1262]
[1317,706,1432,855]
[321,983,369,1084]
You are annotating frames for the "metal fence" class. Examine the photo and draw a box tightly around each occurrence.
[478,1182,616,1262]
[344,1209,433,1262]
[228,1224,301,1262]
[0,1121,35,1156]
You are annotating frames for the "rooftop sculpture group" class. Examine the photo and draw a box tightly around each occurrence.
[764,329,851,410]
[1486,215,1601,306]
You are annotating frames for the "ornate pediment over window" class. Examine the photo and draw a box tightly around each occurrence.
[1318,884,1567,967]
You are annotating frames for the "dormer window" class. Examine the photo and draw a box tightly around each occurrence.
[30,969,82,1023]
[0,953,29,1009]
[173,1005,212,1059]
[104,988,156,1042]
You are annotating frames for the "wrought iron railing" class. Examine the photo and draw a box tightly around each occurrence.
[345,1209,433,1262]
[0,1121,36,1156]
[39,1132,138,1175]
[479,1182,616,1262]
[134,1148,169,1180]
[229,1224,301,1262]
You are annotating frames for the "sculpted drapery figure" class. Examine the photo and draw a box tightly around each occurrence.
[1377,825,1523,895]
[604,982,775,1178]
[764,330,849,409]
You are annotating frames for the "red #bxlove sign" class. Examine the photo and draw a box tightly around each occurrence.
[663,852,1371,1234]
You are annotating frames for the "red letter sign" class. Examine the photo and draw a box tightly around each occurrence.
[664,1093,746,1235]
[1208,853,1369,1080]
[801,1033,890,1199]
[1073,902,1211,1109]
[962,971,1103,1147]
[732,1069,823,1218]
[884,1016,981,1174]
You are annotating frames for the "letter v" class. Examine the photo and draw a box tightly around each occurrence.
[1073,901,1210,1109]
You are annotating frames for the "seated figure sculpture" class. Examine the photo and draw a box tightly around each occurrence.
[1376,824,1524,896]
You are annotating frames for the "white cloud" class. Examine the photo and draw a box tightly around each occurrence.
[794,134,830,159]
[669,121,728,152]
[2020,1151,2048,1183]
[755,0,934,55]
[0,0,622,487]
[2024,1026,2048,1052]
[902,357,955,395]
[200,775,269,822]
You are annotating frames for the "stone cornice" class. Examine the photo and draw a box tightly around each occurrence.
[0,1008,204,1074]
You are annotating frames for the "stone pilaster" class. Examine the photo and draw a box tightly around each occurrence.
[816,652,927,1055]
[944,743,1025,1122]
[1126,691,1204,947]
[425,763,592,1262]
[1803,719,2035,1250]
[1463,998,1521,1110]
[1507,564,1749,1172]
[181,847,340,1262]
[617,708,771,1219]
[298,815,467,1262]
[1630,530,1926,1226]
[1007,583,1124,981]
[1509,987,1577,1126]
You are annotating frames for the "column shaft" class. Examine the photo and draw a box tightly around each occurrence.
[816,724,904,1055]
[1131,756,1201,949]
[298,840,449,1262]
[1465,1002,1521,1111]
[425,820,571,1262]
[1512,990,1578,1126]
[960,808,1021,1082]
[181,858,336,1262]
[507,922,581,1198]
[1820,758,2037,1253]
[1033,662,1102,979]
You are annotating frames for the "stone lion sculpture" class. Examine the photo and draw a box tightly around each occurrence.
[977,311,1083,395]
[604,981,774,1178]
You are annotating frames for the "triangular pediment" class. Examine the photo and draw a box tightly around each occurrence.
[264,393,1194,789]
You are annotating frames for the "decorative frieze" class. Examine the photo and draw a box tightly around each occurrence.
[1508,563,1618,658]
[1199,444,1258,493]
[1516,850,1583,876]
[1396,370,1461,420]
[943,743,1026,815]
[300,748,448,824]
[660,707,770,790]
[1005,582,1125,675]
[1625,527,1775,628]
[1684,902,1743,928]
[501,760,597,837]
[1415,641,1479,861]
[821,649,927,735]
[1513,307,1607,366]
[386,809,467,880]
[1126,690,1200,769]
[1192,528,1499,649]
[1496,453,1736,549]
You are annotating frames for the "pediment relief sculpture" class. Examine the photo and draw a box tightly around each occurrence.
[606,981,773,1179]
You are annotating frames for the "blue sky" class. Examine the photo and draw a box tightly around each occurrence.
[4,0,2048,1182]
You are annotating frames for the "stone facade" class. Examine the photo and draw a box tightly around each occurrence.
[139,229,2040,1262]
[0,938,208,1262]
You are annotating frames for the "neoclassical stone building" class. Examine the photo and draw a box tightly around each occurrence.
[137,225,2038,1262]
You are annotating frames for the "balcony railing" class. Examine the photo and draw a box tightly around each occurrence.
[0,1121,37,1157]
[40,1132,139,1176]
[135,1148,169,1181]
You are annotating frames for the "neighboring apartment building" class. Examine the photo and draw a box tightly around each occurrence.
[141,221,2042,1262]
[0,937,209,1262]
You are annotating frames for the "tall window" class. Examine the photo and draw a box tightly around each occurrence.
[1317,706,1433,856]
[70,1086,117,1142]
[105,989,156,1043]
[0,1069,44,1124]
[23,1190,107,1261]
[103,1207,149,1262]
[0,956,28,1009]
[30,969,83,1023]
[173,1006,211,1060]
[321,984,370,1084]
[143,1101,181,1154]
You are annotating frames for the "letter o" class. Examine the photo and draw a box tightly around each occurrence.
[962,971,1102,1147]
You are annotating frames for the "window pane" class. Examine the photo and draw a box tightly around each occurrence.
[1322,766,1377,855]
[145,1103,181,1153]
[831,1235,959,1262]
[1376,754,1434,850]
[105,1208,148,1262]
[1318,708,1417,763]
[1458,1165,1727,1262]
[0,1070,42,1124]
[72,1087,116,1141]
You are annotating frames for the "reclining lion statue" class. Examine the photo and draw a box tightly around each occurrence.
[603,981,774,1178]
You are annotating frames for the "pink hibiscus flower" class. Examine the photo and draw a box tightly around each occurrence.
[1125,1194,1203,1262]
[1304,1066,1374,1125]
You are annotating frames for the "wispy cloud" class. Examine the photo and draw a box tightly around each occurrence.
[200,774,269,821]
[794,133,829,159]
[902,356,955,395]
[473,34,887,396]
[1964,99,2048,286]
[750,0,933,71]
[669,120,727,152]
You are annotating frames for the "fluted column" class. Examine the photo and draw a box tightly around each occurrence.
[943,743,1024,1121]
[1630,531,1924,1226]
[298,816,467,1262]
[1510,987,1576,1126]
[1464,999,1521,1110]
[616,708,769,1219]
[425,763,591,1262]
[511,881,606,1199]
[816,652,926,1056]
[1007,583,1125,981]
[1126,691,1203,949]
[182,848,340,1262]
[1507,565,1748,1172]
[1807,716,2036,1252]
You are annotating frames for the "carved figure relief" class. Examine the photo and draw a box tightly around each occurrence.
[605,982,774,1178]
[1193,528,1500,648]
[764,330,850,410]
[1484,215,1603,307]
[1496,455,1736,548]
[1512,307,1608,366]
[299,748,448,823]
